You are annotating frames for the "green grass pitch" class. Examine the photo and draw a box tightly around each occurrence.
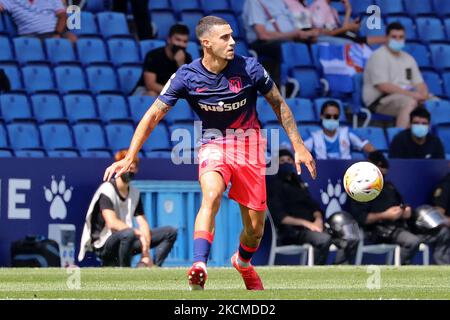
[0,266,449,299]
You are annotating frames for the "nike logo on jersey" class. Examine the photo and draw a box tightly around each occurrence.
[196,88,208,93]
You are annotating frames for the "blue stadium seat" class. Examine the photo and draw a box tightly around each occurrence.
[86,65,119,93]
[425,100,450,125]
[404,0,434,17]
[429,44,450,71]
[15,150,46,157]
[234,41,250,57]
[404,42,431,68]
[0,12,7,34]
[313,98,346,122]
[107,38,140,66]
[442,71,450,97]
[7,122,42,150]
[169,122,200,149]
[47,150,79,158]
[117,66,142,95]
[105,122,135,151]
[39,122,74,150]
[13,38,46,64]
[359,15,386,37]
[163,99,195,124]
[0,93,32,122]
[64,94,98,123]
[30,94,65,123]
[445,18,450,39]
[292,68,322,99]
[386,127,403,144]
[171,0,200,13]
[330,1,345,14]
[80,150,112,158]
[281,43,313,83]
[144,150,172,158]
[71,12,99,37]
[76,38,109,65]
[288,98,317,123]
[73,122,107,150]
[200,0,231,13]
[300,124,322,141]
[257,97,277,125]
[385,16,417,41]
[212,12,242,39]
[97,12,130,38]
[140,39,166,57]
[151,10,177,40]
[149,0,170,10]
[2,12,16,36]
[436,125,450,153]
[375,0,404,15]
[0,121,8,148]
[180,11,203,41]
[142,124,171,151]
[432,0,450,18]
[21,65,55,93]
[263,123,292,149]
[230,0,244,15]
[54,65,88,93]
[0,36,14,61]
[351,151,365,160]
[0,149,13,157]
[422,70,444,97]
[0,63,22,90]
[44,38,77,65]
[128,96,156,123]
[415,17,446,43]
[96,94,130,122]
[85,0,111,12]
[349,0,373,16]
[354,127,388,151]
[186,41,201,60]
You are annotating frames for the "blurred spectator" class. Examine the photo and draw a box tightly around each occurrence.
[78,150,178,267]
[113,0,152,40]
[350,151,450,265]
[304,100,375,159]
[0,0,77,42]
[363,22,431,128]
[389,107,445,159]
[242,0,319,87]
[431,172,450,227]
[131,24,192,96]
[0,69,10,93]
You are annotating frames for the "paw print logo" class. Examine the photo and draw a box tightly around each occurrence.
[320,179,347,218]
[44,176,73,220]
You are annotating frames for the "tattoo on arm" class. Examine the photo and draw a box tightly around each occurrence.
[154,98,171,113]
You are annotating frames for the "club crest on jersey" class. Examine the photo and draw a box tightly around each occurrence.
[228,77,242,93]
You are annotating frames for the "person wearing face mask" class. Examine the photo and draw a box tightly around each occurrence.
[78,150,178,267]
[350,151,450,265]
[389,107,445,159]
[304,100,375,160]
[132,24,193,96]
[363,22,431,128]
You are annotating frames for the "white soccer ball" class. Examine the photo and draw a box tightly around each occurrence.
[343,161,384,202]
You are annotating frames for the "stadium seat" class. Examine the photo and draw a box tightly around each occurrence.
[351,151,365,160]
[21,65,55,93]
[291,68,322,99]
[313,98,346,122]
[445,18,450,39]
[47,150,79,158]
[148,0,170,10]
[63,94,98,123]
[432,0,450,18]
[299,124,321,141]
[96,94,130,122]
[288,98,317,123]
[359,15,386,37]
[169,122,201,150]
[73,121,108,150]
[386,127,403,144]
[429,43,450,71]
[80,150,112,158]
[180,11,204,41]
[15,150,46,157]
[415,17,446,43]
[0,36,14,62]
[0,121,8,148]
[144,150,172,158]
[140,39,166,57]
[128,96,157,123]
[234,41,250,57]
[404,42,431,68]
[30,94,65,123]
[105,122,135,151]
[281,43,313,82]
[97,12,130,38]
[186,41,201,60]
[142,124,171,151]
[404,0,434,17]
[257,98,278,125]
[436,125,450,153]
[86,65,119,93]
[230,0,244,15]
[107,38,141,66]
[0,93,32,122]
[71,12,99,37]
[422,70,444,97]
[212,12,242,39]
[442,71,450,97]
[13,37,46,64]
[85,0,111,12]
[7,121,42,150]
[375,0,404,15]
[0,149,13,157]
[39,122,74,150]
[117,66,142,95]
[349,0,373,17]
[163,99,195,124]
[0,63,22,90]
[151,10,177,40]
[354,127,389,151]
[200,0,231,13]
[76,38,109,65]
[424,100,450,125]
[44,38,77,65]
[2,12,16,36]
[263,123,291,150]
[385,16,417,41]
[355,230,401,266]
[171,0,200,13]
[54,65,88,93]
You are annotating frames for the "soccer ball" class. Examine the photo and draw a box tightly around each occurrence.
[343,161,384,202]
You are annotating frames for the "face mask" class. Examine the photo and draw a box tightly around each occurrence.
[171,44,185,55]
[322,119,339,131]
[120,172,135,183]
[388,39,405,52]
[278,163,297,178]
[411,124,429,138]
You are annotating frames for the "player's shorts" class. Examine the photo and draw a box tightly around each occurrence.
[198,129,267,211]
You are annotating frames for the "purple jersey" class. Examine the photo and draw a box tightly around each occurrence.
[158,55,274,134]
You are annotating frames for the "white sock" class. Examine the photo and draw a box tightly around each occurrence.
[237,255,250,268]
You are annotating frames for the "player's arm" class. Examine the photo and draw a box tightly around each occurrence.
[135,215,152,258]
[102,209,132,232]
[264,85,317,179]
[103,99,171,181]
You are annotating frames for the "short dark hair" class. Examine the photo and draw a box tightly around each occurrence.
[386,22,405,35]
[279,148,294,161]
[368,151,389,169]
[196,15,229,39]
[320,100,340,115]
[410,106,431,123]
[169,24,190,37]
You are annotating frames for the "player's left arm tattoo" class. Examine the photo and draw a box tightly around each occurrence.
[264,86,304,148]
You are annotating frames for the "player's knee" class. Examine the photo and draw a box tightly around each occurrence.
[203,190,223,209]
[166,227,178,242]
[245,224,264,241]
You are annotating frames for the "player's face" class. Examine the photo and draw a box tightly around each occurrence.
[208,24,235,61]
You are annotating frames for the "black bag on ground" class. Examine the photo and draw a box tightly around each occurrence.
[11,235,61,267]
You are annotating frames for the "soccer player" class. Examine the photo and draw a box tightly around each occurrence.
[104,16,316,290]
